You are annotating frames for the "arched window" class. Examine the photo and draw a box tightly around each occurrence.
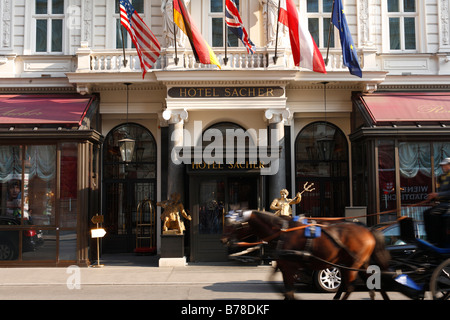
[102,123,157,253]
[200,122,255,148]
[295,122,349,217]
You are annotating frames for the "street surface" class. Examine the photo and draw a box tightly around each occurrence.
[0,254,414,300]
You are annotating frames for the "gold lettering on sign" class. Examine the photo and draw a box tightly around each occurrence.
[171,87,283,98]
[417,105,450,114]
[191,161,265,170]
[0,107,43,117]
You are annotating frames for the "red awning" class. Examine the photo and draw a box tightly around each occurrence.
[0,94,95,126]
[356,92,450,125]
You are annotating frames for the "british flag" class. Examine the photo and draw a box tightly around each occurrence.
[225,0,255,54]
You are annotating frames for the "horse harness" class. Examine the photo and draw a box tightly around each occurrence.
[232,217,360,268]
[277,220,360,265]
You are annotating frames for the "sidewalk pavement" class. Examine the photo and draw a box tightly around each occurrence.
[0,254,289,301]
[0,254,281,287]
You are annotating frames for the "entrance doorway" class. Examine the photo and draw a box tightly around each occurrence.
[295,122,349,217]
[190,175,258,262]
[102,123,157,253]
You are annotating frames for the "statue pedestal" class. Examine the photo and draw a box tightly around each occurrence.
[158,233,186,267]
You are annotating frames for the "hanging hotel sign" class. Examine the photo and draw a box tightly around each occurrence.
[168,86,284,98]
[190,160,266,171]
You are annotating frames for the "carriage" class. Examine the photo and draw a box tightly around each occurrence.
[222,209,450,300]
[383,215,450,300]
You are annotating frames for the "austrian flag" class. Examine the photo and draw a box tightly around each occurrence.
[278,0,326,73]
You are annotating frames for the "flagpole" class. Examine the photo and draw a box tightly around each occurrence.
[324,0,335,66]
[173,1,179,65]
[119,0,128,67]
[224,3,228,66]
[273,0,281,64]
[174,21,179,65]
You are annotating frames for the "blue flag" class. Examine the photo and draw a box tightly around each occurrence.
[332,0,362,77]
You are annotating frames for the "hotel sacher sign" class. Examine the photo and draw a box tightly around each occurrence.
[168,86,284,98]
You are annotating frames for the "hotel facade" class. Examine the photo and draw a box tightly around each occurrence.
[1,0,450,266]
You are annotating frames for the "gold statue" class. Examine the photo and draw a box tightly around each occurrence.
[270,182,315,217]
[157,193,191,234]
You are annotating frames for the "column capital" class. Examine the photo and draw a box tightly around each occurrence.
[162,108,188,124]
[264,108,291,124]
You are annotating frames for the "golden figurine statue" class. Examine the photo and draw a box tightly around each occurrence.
[157,193,191,234]
[270,183,315,217]
[270,189,302,217]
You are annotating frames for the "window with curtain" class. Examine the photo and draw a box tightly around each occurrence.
[35,0,64,53]
[25,145,57,226]
[0,145,56,225]
[398,142,431,218]
[387,0,417,51]
[377,140,450,221]
[306,0,335,48]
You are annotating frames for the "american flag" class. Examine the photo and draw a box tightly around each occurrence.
[225,0,255,54]
[120,0,161,78]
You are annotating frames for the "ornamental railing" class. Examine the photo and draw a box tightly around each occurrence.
[76,43,365,74]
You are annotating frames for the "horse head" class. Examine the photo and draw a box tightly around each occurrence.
[221,210,287,245]
[221,210,254,246]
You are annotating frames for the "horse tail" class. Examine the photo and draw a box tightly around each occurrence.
[370,229,390,270]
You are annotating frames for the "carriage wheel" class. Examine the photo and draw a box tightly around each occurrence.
[430,258,450,300]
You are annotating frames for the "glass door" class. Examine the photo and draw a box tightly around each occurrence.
[103,180,155,253]
[199,179,225,235]
[191,175,257,262]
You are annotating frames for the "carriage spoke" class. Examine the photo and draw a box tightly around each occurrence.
[430,258,450,300]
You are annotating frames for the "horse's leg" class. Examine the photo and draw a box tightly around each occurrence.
[333,285,344,300]
[278,261,297,300]
[380,290,390,300]
[341,284,355,300]
[333,270,350,300]
[339,270,358,300]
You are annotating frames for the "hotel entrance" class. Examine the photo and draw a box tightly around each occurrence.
[189,174,259,262]
[102,123,157,254]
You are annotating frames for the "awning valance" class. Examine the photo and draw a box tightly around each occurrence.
[355,92,450,125]
[0,94,96,127]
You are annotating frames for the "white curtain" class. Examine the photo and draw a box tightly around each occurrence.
[399,142,450,178]
[398,142,431,178]
[26,145,56,181]
[0,146,21,181]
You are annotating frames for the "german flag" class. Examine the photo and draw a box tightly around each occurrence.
[173,0,221,69]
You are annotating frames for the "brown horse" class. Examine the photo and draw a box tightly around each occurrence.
[223,210,390,300]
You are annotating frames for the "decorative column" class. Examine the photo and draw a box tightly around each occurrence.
[162,109,188,201]
[159,109,189,267]
[264,108,291,209]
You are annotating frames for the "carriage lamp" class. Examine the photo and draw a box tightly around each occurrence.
[316,137,335,161]
[317,82,335,161]
[118,137,135,163]
[119,82,135,163]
